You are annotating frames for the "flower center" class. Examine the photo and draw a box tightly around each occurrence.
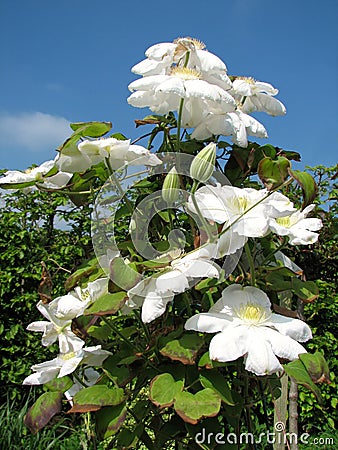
[235,76,256,84]
[170,67,201,80]
[234,195,249,213]
[61,351,76,361]
[276,215,297,228]
[174,37,206,51]
[236,302,269,325]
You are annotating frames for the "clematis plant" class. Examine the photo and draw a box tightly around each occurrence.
[2,35,330,447]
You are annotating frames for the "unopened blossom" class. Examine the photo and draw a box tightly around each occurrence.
[232,77,286,116]
[0,159,72,190]
[131,37,232,90]
[268,204,322,245]
[23,345,111,385]
[185,284,312,376]
[128,68,236,128]
[56,137,161,173]
[125,244,219,323]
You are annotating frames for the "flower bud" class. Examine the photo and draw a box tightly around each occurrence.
[162,167,180,204]
[190,143,216,183]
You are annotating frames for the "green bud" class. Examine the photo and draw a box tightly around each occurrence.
[190,142,216,183]
[162,167,180,204]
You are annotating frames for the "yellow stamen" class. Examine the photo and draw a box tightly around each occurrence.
[276,215,297,228]
[235,76,256,84]
[170,67,201,80]
[174,37,206,51]
[236,302,270,325]
[61,352,76,361]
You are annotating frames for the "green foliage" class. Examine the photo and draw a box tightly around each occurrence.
[0,189,92,401]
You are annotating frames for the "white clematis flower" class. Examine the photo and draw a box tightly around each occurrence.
[188,186,296,243]
[27,278,109,353]
[0,159,72,191]
[187,184,270,238]
[192,110,268,147]
[56,138,161,173]
[128,68,236,128]
[22,345,111,385]
[232,77,286,116]
[268,204,322,245]
[185,284,312,376]
[131,37,232,90]
[125,245,219,323]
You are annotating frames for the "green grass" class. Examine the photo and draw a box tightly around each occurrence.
[0,395,97,450]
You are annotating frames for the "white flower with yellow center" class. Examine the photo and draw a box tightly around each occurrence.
[131,37,232,91]
[22,345,111,385]
[56,137,161,173]
[232,77,286,116]
[187,184,270,239]
[125,244,219,323]
[268,204,322,245]
[185,284,312,376]
[128,67,236,128]
[27,278,109,353]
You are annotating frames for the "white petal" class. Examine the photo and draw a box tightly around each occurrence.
[58,355,83,378]
[210,284,271,316]
[23,368,60,385]
[27,321,50,332]
[209,327,248,362]
[141,292,173,323]
[217,229,247,257]
[270,314,312,342]
[128,75,169,92]
[259,327,308,361]
[244,330,282,375]
[82,346,112,366]
[155,77,185,97]
[185,312,231,333]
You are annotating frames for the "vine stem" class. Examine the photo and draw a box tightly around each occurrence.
[105,158,134,214]
[245,241,256,286]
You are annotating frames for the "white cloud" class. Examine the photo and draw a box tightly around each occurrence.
[0,111,71,153]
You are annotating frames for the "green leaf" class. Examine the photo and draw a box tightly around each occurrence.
[159,333,204,365]
[96,403,127,440]
[264,267,296,291]
[84,291,127,316]
[44,376,73,393]
[110,257,142,291]
[64,256,98,291]
[69,121,112,137]
[284,359,322,403]
[174,389,221,424]
[24,391,62,434]
[289,169,318,208]
[258,156,291,190]
[0,180,36,190]
[291,278,319,302]
[68,385,125,413]
[199,369,234,405]
[103,355,131,386]
[149,373,184,407]
[299,352,331,384]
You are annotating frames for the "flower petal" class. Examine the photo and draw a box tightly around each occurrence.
[185,312,232,333]
[271,314,312,342]
[209,326,248,362]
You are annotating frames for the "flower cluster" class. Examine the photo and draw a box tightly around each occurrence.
[23,278,111,385]
[128,37,286,147]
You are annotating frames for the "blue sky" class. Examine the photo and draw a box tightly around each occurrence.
[0,0,337,171]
